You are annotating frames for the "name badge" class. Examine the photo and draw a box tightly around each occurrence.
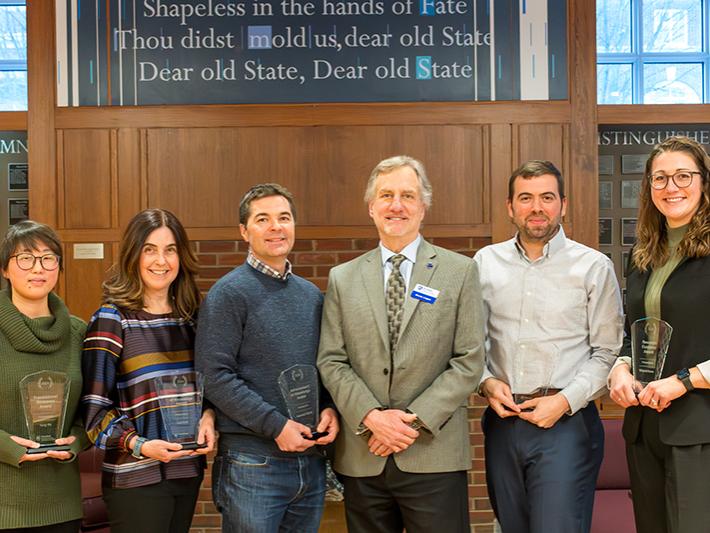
[410,284,440,304]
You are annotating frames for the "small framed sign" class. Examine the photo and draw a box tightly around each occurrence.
[599,218,613,246]
[621,218,637,246]
[8,198,28,225]
[8,163,28,191]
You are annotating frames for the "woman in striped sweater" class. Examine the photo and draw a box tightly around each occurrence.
[81,209,215,533]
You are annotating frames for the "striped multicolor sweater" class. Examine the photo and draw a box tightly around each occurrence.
[81,303,204,489]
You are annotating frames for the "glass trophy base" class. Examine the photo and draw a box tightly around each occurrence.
[178,441,208,451]
[26,444,71,455]
[305,431,328,441]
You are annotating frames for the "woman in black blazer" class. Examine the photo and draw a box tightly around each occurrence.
[609,136,710,533]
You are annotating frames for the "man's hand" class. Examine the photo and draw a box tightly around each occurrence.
[362,409,419,453]
[517,393,570,429]
[367,436,395,457]
[12,435,75,463]
[314,407,339,445]
[480,378,520,417]
[638,376,686,412]
[194,409,217,455]
[275,420,316,452]
[609,363,640,408]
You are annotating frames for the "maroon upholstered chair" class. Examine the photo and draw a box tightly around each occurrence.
[591,418,636,533]
[79,447,110,533]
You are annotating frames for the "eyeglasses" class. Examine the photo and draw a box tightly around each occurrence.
[9,253,61,271]
[649,171,701,190]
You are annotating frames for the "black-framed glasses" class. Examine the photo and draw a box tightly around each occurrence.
[9,253,61,271]
[649,171,701,190]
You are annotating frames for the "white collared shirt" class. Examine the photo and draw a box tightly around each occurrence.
[474,228,624,414]
[380,235,421,294]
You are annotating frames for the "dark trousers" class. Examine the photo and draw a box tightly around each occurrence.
[2,520,81,533]
[626,410,710,533]
[483,403,604,533]
[102,475,203,533]
[340,456,469,533]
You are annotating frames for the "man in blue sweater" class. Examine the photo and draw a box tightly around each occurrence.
[195,183,339,533]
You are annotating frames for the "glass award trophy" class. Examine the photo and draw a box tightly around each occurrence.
[20,371,72,454]
[631,317,673,389]
[154,371,207,450]
[512,342,558,408]
[278,364,327,440]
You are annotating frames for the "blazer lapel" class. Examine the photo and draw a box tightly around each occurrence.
[361,249,389,352]
[397,240,438,344]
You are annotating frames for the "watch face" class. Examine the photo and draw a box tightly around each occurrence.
[677,368,690,380]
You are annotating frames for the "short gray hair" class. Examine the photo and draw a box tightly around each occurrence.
[363,155,432,209]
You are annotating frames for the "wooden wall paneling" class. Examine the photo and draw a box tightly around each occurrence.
[489,124,513,243]
[0,112,27,130]
[63,243,114,321]
[56,130,65,227]
[146,125,488,230]
[404,126,486,226]
[110,129,119,227]
[117,128,143,229]
[561,123,572,231]
[481,125,491,225]
[27,0,57,226]
[145,127,309,228]
[569,0,599,247]
[61,129,113,229]
[516,124,566,171]
[54,101,572,130]
[306,124,487,226]
[139,129,149,211]
[598,104,710,125]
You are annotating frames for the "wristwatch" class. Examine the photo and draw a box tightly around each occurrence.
[131,437,148,459]
[676,368,694,392]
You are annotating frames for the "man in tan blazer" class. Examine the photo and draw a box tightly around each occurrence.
[317,155,485,533]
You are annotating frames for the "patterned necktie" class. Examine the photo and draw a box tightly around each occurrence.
[386,254,406,352]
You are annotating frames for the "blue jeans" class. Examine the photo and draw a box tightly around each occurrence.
[213,449,326,533]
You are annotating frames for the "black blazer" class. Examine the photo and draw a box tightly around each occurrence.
[623,253,710,446]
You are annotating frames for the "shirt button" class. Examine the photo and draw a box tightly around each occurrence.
[383,368,389,375]
[526,291,532,296]
[524,318,529,323]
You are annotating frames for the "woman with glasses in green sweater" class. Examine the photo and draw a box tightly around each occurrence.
[0,221,86,532]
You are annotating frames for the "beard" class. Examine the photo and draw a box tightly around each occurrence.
[519,215,561,242]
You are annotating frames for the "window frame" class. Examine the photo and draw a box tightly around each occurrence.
[597,0,710,104]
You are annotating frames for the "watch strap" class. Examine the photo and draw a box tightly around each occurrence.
[677,368,694,392]
[131,437,148,459]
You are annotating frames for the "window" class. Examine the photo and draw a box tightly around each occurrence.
[0,1,26,111]
[597,0,709,104]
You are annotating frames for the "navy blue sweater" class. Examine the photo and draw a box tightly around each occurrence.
[195,263,324,456]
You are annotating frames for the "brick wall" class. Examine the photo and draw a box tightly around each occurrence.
[190,235,494,533]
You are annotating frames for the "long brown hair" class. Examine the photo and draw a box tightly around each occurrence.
[633,136,710,271]
[103,209,200,319]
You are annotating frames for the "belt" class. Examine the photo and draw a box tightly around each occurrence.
[513,388,562,403]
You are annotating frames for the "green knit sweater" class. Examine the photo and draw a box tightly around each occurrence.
[0,289,87,529]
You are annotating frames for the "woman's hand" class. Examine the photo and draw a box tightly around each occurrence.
[638,376,686,412]
[133,438,194,463]
[194,409,217,455]
[609,363,640,408]
[11,435,75,463]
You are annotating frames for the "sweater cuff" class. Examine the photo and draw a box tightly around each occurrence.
[263,411,290,441]
[0,431,27,468]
